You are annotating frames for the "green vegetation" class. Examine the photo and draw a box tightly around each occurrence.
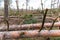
[23,14,37,24]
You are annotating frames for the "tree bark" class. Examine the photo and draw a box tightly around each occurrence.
[0,30,60,39]
[4,0,8,19]
[4,0,9,31]
[0,21,60,31]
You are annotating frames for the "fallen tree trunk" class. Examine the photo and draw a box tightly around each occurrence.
[0,16,56,19]
[0,30,60,39]
[0,16,57,25]
[0,21,60,31]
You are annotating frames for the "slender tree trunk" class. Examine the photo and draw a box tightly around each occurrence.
[16,0,19,14]
[26,0,27,12]
[4,0,9,40]
[41,0,43,10]
[4,0,8,19]
[26,0,29,12]
[15,1,20,40]
[57,0,59,8]
[4,0,9,31]
[16,0,20,25]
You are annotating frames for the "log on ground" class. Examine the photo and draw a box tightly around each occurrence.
[0,21,60,31]
[0,30,60,39]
